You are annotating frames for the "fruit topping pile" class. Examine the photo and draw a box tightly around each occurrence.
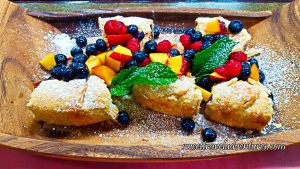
[38,18,267,139]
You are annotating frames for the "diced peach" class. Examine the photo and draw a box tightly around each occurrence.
[93,65,117,86]
[205,19,221,34]
[196,86,212,102]
[167,56,183,74]
[96,52,107,64]
[210,72,229,81]
[105,51,122,72]
[250,64,259,81]
[86,55,102,74]
[149,53,169,64]
[40,53,56,70]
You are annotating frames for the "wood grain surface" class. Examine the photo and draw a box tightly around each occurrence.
[0,0,299,161]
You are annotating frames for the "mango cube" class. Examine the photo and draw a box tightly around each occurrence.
[93,65,117,86]
[97,52,107,64]
[250,64,259,81]
[105,51,122,72]
[210,72,228,81]
[113,45,132,56]
[86,55,102,74]
[205,19,221,34]
[167,55,183,74]
[196,86,212,102]
[149,53,169,64]
[40,53,56,70]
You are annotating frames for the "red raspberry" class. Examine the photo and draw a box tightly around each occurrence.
[189,41,202,52]
[104,20,127,35]
[126,38,140,53]
[157,40,172,53]
[138,57,151,67]
[179,34,191,49]
[215,60,242,78]
[218,20,227,34]
[229,51,247,62]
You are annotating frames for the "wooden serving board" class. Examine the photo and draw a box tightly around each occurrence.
[0,0,299,161]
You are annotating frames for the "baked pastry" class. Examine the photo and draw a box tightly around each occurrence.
[27,76,119,126]
[195,16,251,52]
[98,15,154,48]
[205,78,273,131]
[132,76,203,117]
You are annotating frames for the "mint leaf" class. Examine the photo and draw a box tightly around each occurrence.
[191,39,237,81]
[110,62,178,96]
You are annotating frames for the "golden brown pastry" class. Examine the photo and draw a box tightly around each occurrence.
[205,78,273,131]
[27,76,118,126]
[132,76,203,117]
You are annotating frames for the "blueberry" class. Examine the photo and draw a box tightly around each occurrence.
[201,41,212,50]
[144,40,157,53]
[240,62,251,81]
[75,36,87,48]
[51,64,66,80]
[62,67,75,82]
[213,34,229,42]
[54,54,67,65]
[133,51,147,62]
[153,25,160,39]
[95,39,107,52]
[117,111,130,125]
[196,76,214,91]
[185,28,195,36]
[181,118,195,132]
[127,24,138,36]
[229,20,243,34]
[248,58,259,68]
[183,49,196,62]
[190,31,202,42]
[202,128,217,142]
[73,63,89,79]
[86,44,97,56]
[202,34,214,43]
[259,70,265,83]
[72,53,88,63]
[169,48,180,57]
[135,31,145,41]
[124,60,138,69]
[70,46,83,56]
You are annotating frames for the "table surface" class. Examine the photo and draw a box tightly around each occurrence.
[1,144,300,169]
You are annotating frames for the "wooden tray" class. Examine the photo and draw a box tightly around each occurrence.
[0,0,299,162]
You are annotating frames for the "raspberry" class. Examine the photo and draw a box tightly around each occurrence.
[215,60,242,78]
[179,34,191,49]
[157,40,172,53]
[137,57,151,67]
[104,20,127,35]
[229,51,247,62]
[126,38,140,53]
[189,41,202,52]
[218,20,227,34]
